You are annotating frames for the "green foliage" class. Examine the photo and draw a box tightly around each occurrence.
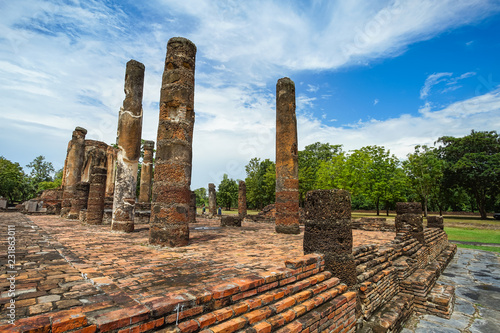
[38,168,63,192]
[194,187,208,206]
[438,130,500,219]
[403,145,444,216]
[245,158,275,209]
[27,155,55,184]
[0,156,28,202]
[217,174,238,210]
[298,142,342,204]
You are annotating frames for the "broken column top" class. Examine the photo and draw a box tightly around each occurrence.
[74,126,87,135]
[277,77,295,90]
[167,37,197,53]
[396,202,422,215]
[143,140,155,150]
[304,189,351,221]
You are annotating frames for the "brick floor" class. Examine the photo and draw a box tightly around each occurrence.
[0,212,394,324]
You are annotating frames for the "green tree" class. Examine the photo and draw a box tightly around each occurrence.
[217,174,238,210]
[438,130,500,219]
[38,168,63,192]
[0,156,27,202]
[245,158,275,209]
[403,145,444,216]
[194,187,208,206]
[27,155,55,185]
[298,142,342,204]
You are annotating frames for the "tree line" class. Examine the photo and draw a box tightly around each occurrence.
[0,155,61,202]
[195,130,499,219]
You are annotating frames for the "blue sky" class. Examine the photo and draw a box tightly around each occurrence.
[1,0,500,190]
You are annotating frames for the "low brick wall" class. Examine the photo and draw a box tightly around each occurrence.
[1,224,456,333]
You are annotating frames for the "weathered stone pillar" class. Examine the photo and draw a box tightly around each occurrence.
[208,183,217,217]
[111,60,145,233]
[275,77,300,234]
[61,127,87,217]
[138,140,155,203]
[68,182,90,219]
[238,180,247,219]
[189,191,197,223]
[105,146,117,198]
[81,140,108,183]
[396,202,424,243]
[87,166,107,225]
[427,215,444,230]
[303,189,356,286]
[150,37,196,247]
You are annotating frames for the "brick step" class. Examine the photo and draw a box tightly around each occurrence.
[362,293,414,333]
[178,271,341,333]
[422,283,455,319]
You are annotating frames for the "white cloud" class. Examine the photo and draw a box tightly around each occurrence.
[0,0,499,189]
[420,72,453,99]
[373,99,379,105]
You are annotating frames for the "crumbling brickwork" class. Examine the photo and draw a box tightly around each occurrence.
[112,60,145,233]
[427,215,444,229]
[238,180,247,219]
[275,77,299,234]
[81,140,108,183]
[189,191,197,224]
[395,202,424,244]
[303,189,356,287]
[67,182,89,220]
[61,127,87,217]
[208,183,217,217]
[105,145,117,198]
[86,166,107,225]
[138,140,154,203]
[150,37,196,247]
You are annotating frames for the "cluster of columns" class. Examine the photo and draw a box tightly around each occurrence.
[60,37,305,247]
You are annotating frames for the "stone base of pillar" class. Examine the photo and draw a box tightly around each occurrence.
[111,220,134,232]
[275,224,300,234]
[79,210,87,224]
[323,253,357,287]
[221,216,242,227]
[149,224,189,247]
[66,212,80,220]
[60,207,70,218]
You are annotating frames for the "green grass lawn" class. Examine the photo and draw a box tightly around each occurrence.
[444,227,500,244]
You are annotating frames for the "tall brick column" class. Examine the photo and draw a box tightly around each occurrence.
[87,166,107,225]
[61,127,87,217]
[68,182,90,220]
[275,77,300,234]
[427,215,444,230]
[238,180,247,219]
[105,146,117,198]
[189,191,197,224]
[396,202,424,243]
[208,183,217,217]
[138,140,155,203]
[303,189,356,286]
[111,60,145,233]
[150,37,197,247]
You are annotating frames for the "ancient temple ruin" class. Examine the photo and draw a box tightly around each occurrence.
[138,140,154,203]
[150,37,197,247]
[275,77,300,234]
[111,60,145,233]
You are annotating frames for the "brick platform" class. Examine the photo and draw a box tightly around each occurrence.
[0,212,394,331]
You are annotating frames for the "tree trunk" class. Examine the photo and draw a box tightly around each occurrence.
[424,196,428,217]
[376,198,380,216]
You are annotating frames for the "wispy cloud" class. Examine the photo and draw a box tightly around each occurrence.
[0,0,499,188]
[373,99,379,105]
[420,71,477,99]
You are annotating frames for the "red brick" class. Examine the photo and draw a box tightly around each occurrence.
[210,317,247,333]
[281,309,296,323]
[209,283,240,299]
[252,321,272,333]
[178,319,199,333]
[231,302,249,316]
[279,321,302,333]
[230,276,265,292]
[244,298,262,310]
[273,297,296,313]
[3,314,51,333]
[52,308,87,333]
[243,307,272,324]
[145,295,193,317]
[344,292,356,302]
[258,282,279,293]
[197,313,217,329]
[213,308,234,322]
[267,314,286,330]
[279,277,297,286]
[95,305,150,332]
[232,289,258,302]
[165,306,204,324]
[293,290,312,303]
[72,325,97,333]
